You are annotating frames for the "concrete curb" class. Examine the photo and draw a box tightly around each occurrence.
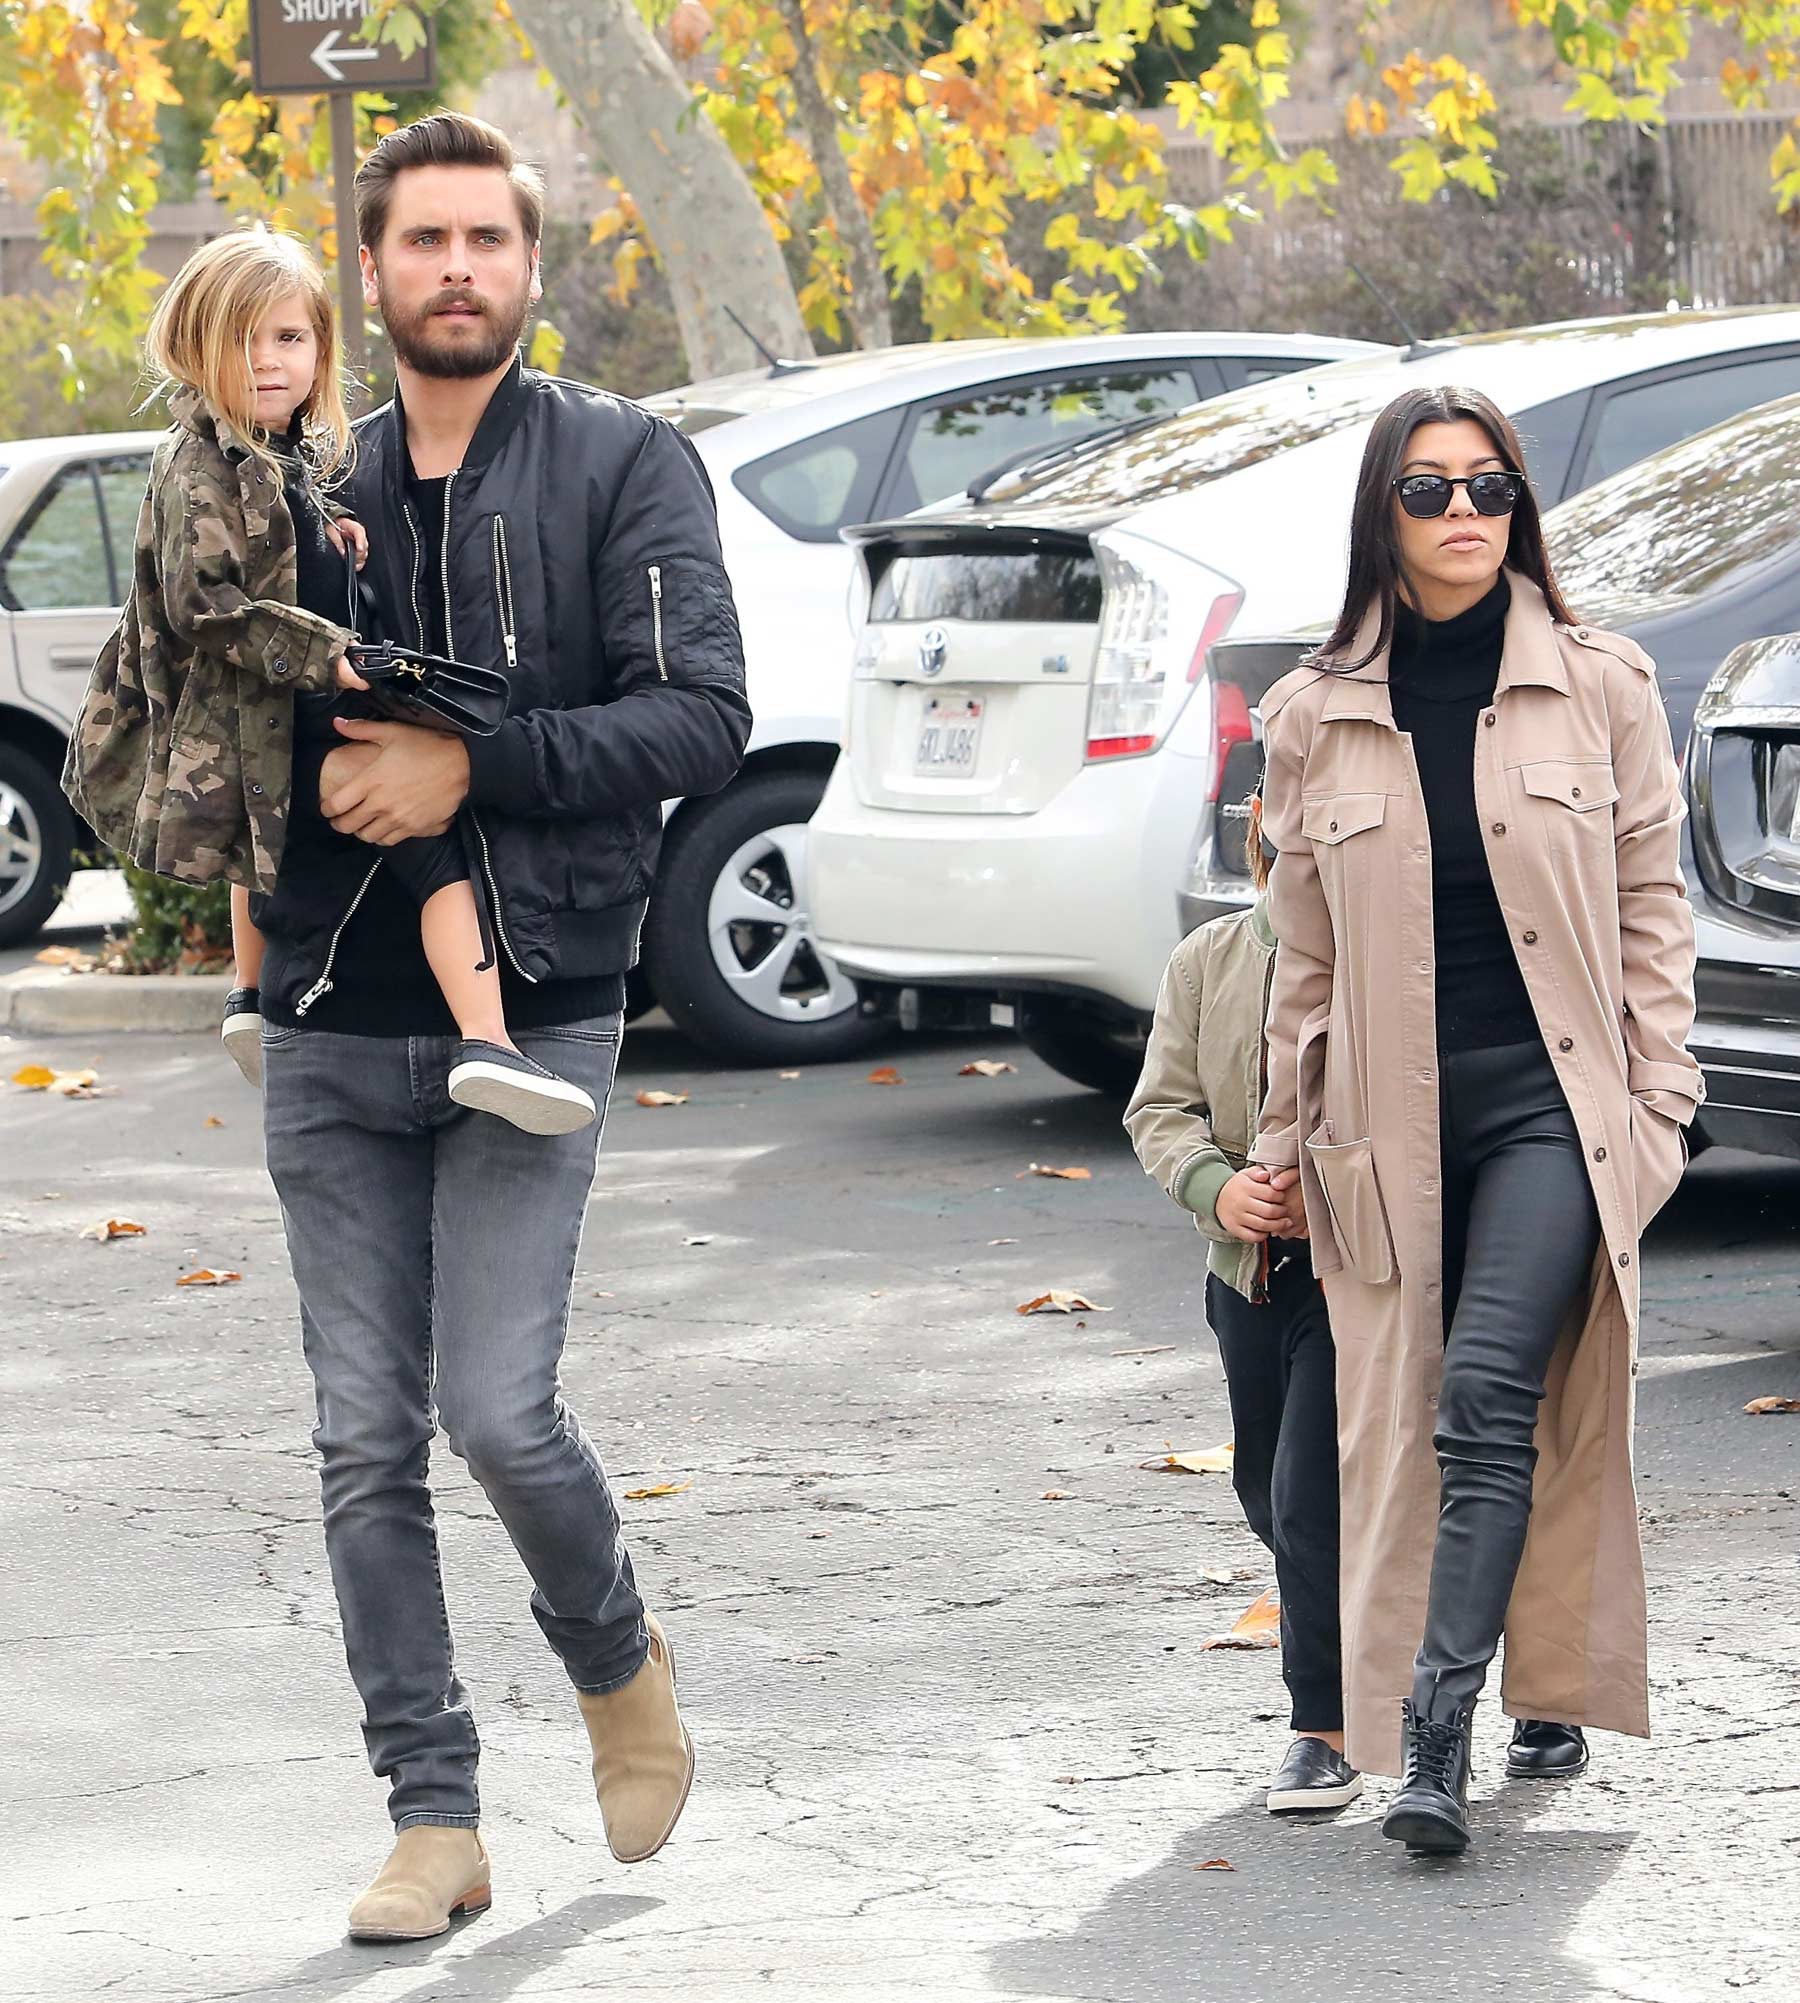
[0,965,231,1035]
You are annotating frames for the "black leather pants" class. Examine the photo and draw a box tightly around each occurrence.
[1411,1039,1601,1719]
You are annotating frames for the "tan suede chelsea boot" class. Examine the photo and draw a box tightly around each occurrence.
[575,1611,695,1862]
[347,1826,492,1942]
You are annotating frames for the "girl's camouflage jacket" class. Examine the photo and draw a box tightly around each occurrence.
[62,386,355,895]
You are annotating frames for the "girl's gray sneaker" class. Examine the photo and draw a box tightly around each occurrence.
[448,1039,598,1136]
[222,987,263,1087]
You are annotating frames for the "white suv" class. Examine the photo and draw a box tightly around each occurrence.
[0,332,1377,1041]
[808,308,1800,1091]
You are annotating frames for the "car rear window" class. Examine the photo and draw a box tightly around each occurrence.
[1549,390,1800,610]
[869,548,1103,623]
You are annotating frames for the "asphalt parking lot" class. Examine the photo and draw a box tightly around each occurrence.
[3,988,1798,2003]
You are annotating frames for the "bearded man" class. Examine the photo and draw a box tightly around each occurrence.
[249,110,750,1938]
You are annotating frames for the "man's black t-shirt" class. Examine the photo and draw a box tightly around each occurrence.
[260,460,625,1036]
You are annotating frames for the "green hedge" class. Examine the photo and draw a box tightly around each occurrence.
[114,859,234,974]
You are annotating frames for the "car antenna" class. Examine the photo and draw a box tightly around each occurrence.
[724,305,814,378]
[1347,262,1449,361]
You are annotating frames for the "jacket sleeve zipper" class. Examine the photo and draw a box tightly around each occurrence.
[294,858,384,1016]
[648,563,668,681]
[492,517,518,670]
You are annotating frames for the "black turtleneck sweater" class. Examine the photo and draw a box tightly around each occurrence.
[1389,575,1539,1054]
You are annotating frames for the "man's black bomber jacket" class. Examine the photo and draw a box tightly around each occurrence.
[256,356,752,1004]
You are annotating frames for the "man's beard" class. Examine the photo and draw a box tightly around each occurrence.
[382,282,532,380]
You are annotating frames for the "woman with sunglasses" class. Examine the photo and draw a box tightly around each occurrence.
[1249,386,1702,1855]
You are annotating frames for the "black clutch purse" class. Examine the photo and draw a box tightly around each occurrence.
[350,641,510,737]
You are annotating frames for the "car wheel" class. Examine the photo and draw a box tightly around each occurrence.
[643,769,886,1065]
[1020,1002,1149,1096]
[0,744,76,948]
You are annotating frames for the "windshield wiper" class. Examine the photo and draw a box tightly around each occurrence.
[965,409,1175,504]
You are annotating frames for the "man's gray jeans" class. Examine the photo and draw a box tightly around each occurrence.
[262,1015,646,1831]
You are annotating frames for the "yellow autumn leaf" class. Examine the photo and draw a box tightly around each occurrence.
[623,1479,693,1500]
[10,1066,56,1089]
[1142,1443,1235,1475]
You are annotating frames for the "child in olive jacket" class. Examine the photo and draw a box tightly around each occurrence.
[1124,796,1359,1815]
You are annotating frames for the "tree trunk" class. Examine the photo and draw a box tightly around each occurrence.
[774,0,893,349]
[508,0,816,380]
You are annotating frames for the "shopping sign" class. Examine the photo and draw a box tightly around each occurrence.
[250,0,437,95]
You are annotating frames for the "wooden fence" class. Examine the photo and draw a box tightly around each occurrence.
[1163,112,1800,311]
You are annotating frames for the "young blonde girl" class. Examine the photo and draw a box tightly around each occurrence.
[63,225,595,1135]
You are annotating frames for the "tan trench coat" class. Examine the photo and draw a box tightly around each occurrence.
[1250,571,1704,1777]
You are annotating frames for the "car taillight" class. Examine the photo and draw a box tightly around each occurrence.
[1086,537,1243,765]
[1208,679,1253,801]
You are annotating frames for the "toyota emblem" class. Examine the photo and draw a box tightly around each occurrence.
[919,626,948,677]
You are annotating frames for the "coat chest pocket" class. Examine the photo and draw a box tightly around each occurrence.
[1302,792,1390,846]
[1518,760,1619,814]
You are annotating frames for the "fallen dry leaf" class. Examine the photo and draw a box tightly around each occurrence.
[1041,1489,1073,1501]
[1017,1290,1109,1316]
[176,1268,243,1287]
[684,1234,715,1247]
[1744,1395,1800,1414]
[12,1065,103,1097]
[866,1065,904,1086]
[988,1237,1018,1246]
[1142,1443,1235,1475]
[1018,1163,1092,1181]
[203,1115,225,1129]
[78,1218,146,1242]
[623,1479,692,1501]
[34,945,97,971]
[1112,1345,1176,1357]
[1200,1566,1234,1585]
[1203,1588,1281,1652]
[778,1070,801,1080]
[635,1089,689,1108]
[1196,1859,1236,1872]
[960,1060,1017,1078]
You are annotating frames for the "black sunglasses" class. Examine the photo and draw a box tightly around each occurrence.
[1392,470,1526,519]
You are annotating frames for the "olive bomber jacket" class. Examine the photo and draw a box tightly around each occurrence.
[1123,897,1278,1302]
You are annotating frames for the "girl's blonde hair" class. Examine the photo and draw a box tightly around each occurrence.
[144,225,353,487]
[1244,792,1271,895]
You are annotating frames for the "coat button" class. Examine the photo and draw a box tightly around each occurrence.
[1492,822,1507,835]
[1594,1146,1607,1161]
[251,783,264,796]
[1618,1251,1630,1267]
[1558,1037,1573,1052]
[1571,786,1583,798]
[1522,930,1538,944]
[1329,820,1339,832]
[1483,712,1496,727]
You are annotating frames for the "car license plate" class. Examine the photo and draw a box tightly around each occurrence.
[914,695,984,777]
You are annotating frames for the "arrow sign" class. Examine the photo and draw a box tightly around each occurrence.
[312,30,381,85]
[250,0,436,96]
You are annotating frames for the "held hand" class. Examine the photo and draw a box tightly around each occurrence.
[323,715,469,845]
[1215,1165,1293,1244]
[1266,1165,1310,1241]
[334,654,370,692]
[327,516,370,570]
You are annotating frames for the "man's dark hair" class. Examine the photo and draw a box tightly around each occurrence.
[355,111,546,252]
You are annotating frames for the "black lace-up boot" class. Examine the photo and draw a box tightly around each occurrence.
[1381,1698,1475,1855]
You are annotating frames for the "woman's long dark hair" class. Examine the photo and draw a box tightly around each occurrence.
[1316,386,1577,671]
